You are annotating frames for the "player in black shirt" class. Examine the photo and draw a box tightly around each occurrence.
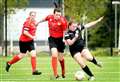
[64,17,103,80]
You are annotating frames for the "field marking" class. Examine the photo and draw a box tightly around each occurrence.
[1,78,120,81]
[1,71,120,76]
[0,67,119,70]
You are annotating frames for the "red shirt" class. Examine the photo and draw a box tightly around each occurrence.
[20,17,37,42]
[45,15,67,38]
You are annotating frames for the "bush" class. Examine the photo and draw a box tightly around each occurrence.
[90,48,110,56]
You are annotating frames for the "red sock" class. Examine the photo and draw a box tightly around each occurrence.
[51,57,58,77]
[8,55,21,65]
[31,56,36,72]
[59,59,65,76]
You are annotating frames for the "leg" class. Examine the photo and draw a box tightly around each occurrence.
[58,52,65,78]
[30,50,41,75]
[81,49,102,67]
[51,48,59,78]
[30,50,37,72]
[73,52,94,77]
[6,41,28,72]
[6,53,26,72]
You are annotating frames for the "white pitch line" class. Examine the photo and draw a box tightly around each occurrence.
[1,78,120,81]
[1,61,118,65]
[0,67,119,71]
[1,71,120,76]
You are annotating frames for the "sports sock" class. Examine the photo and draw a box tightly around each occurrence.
[82,65,94,77]
[31,56,36,72]
[51,57,58,77]
[90,57,98,65]
[8,55,21,65]
[59,59,65,76]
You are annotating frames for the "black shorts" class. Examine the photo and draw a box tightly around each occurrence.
[48,36,65,53]
[69,40,85,57]
[19,40,35,53]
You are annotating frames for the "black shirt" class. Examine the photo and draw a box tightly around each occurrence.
[64,24,85,47]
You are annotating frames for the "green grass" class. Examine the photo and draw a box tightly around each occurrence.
[0,54,120,82]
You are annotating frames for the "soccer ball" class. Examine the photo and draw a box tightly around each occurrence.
[75,71,85,81]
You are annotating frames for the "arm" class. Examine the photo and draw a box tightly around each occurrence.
[61,17,68,31]
[36,19,46,27]
[63,31,69,45]
[84,16,104,28]
[65,34,79,46]
[36,15,51,27]
[66,38,77,46]
[63,38,69,45]
[23,30,35,39]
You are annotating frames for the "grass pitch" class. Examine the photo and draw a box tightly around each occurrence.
[0,53,120,82]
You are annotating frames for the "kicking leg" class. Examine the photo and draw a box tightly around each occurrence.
[6,53,26,72]
[73,52,95,79]
[81,48,102,67]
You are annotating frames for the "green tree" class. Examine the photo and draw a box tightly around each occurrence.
[64,0,108,22]
[0,0,28,15]
[64,0,114,48]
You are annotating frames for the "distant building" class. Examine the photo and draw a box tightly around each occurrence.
[7,0,57,42]
[1,0,65,54]
[1,0,63,54]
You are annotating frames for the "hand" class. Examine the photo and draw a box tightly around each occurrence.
[98,16,104,22]
[75,33,79,38]
[63,40,68,45]
[32,36,36,39]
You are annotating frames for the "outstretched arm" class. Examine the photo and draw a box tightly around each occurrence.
[84,16,104,28]
[36,19,46,27]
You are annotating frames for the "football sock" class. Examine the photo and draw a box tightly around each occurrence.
[52,57,58,77]
[8,55,21,65]
[82,65,94,77]
[59,59,65,76]
[31,56,36,72]
[90,57,98,65]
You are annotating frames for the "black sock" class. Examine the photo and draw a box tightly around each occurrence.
[90,57,98,65]
[82,65,94,77]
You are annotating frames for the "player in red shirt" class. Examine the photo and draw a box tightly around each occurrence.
[37,8,67,78]
[6,11,41,75]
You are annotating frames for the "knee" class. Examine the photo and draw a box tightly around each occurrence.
[58,55,64,61]
[80,63,86,68]
[52,54,58,57]
[77,60,86,68]
[51,48,58,57]
[30,50,36,57]
[18,53,26,58]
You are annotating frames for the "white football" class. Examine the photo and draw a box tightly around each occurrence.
[75,71,85,81]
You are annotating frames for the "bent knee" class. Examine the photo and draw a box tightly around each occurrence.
[51,48,58,57]
[18,53,27,58]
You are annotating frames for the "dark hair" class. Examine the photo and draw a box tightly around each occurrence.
[53,8,61,14]
[68,20,76,28]
[68,21,73,27]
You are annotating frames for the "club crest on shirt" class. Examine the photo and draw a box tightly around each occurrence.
[50,19,52,22]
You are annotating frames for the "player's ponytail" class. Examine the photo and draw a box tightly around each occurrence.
[53,2,58,8]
